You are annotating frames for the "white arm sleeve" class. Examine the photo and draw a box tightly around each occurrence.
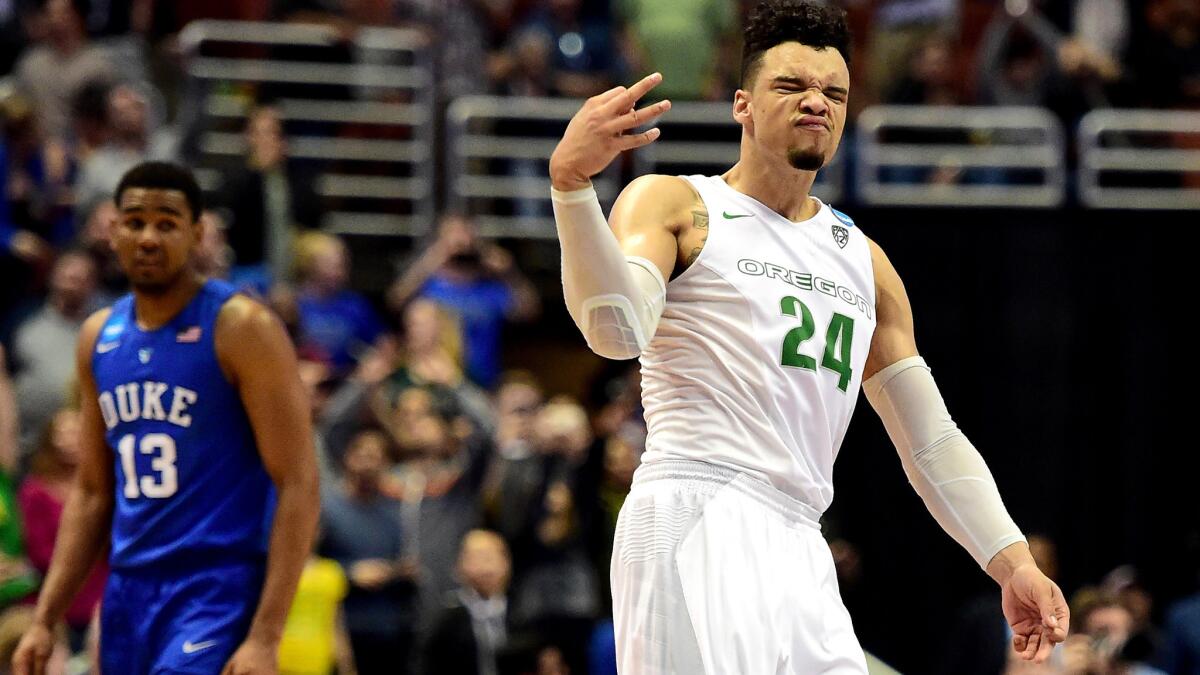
[863,356,1027,570]
[552,184,667,360]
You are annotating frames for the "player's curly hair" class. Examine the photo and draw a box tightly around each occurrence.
[115,161,204,220]
[741,0,852,87]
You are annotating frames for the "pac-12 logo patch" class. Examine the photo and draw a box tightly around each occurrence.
[832,224,849,249]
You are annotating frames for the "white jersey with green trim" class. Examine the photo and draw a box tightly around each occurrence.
[638,174,877,513]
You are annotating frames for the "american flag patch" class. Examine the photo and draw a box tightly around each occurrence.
[176,326,203,343]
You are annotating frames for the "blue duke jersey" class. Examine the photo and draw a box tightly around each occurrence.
[92,279,275,571]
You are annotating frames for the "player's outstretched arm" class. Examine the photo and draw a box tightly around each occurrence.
[862,239,1069,663]
[13,310,116,675]
[550,73,688,360]
[215,296,320,674]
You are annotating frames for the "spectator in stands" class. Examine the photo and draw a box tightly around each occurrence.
[616,0,737,101]
[0,355,38,611]
[77,199,125,297]
[296,354,344,482]
[74,83,175,218]
[319,427,419,675]
[0,94,74,295]
[10,250,98,457]
[495,396,599,674]
[69,81,112,166]
[864,0,957,104]
[1102,565,1162,658]
[18,409,109,650]
[277,527,356,675]
[496,27,557,97]
[409,0,492,98]
[385,298,493,432]
[387,214,539,389]
[977,1,1125,123]
[193,209,233,280]
[887,32,961,105]
[13,0,116,144]
[293,231,385,373]
[0,0,30,77]
[483,372,545,541]
[1159,590,1200,675]
[1060,588,1168,675]
[382,384,489,635]
[423,529,514,675]
[1129,0,1200,109]
[218,105,323,286]
[591,418,642,609]
[518,0,616,98]
[314,337,398,472]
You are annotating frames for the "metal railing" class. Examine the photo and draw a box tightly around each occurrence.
[445,96,624,239]
[1078,110,1200,210]
[179,20,436,236]
[175,23,1197,243]
[856,106,1066,208]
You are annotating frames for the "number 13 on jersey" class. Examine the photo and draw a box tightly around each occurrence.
[778,296,855,393]
[117,433,179,499]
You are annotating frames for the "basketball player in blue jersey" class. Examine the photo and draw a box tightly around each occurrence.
[13,162,320,675]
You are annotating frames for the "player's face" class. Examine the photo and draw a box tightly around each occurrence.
[736,42,849,172]
[112,188,199,294]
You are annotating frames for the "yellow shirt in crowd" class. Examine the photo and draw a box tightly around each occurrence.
[278,557,348,675]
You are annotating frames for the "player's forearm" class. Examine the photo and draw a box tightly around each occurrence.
[246,473,319,645]
[32,487,112,627]
[552,185,666,359]
[864,357,1026,570]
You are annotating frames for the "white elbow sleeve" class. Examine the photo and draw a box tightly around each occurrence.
[552,185,666,360]
[863,356,1026,570]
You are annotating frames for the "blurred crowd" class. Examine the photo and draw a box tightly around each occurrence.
[0,0,1198,674]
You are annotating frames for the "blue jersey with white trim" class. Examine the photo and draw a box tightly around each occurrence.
[91,279,275,570]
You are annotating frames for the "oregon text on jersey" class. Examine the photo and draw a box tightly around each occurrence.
[736,257,873,319]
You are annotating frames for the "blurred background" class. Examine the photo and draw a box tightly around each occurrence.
[0,0,1197,673]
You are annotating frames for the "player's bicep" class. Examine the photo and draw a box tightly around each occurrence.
[864,239,919,381]
[608,174,691,282]
[217,299,316,484]
[74,311,115,497]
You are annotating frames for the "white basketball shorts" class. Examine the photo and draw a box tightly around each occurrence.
[611,459,869,675]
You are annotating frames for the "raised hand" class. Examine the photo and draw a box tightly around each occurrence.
[549,73,672,191]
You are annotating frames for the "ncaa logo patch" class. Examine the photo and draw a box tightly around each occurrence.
[832,224,849,249]
[138,348,153,364]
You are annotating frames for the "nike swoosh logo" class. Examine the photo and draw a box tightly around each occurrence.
[722,211,752,219]
[182,640,218,654]
[96,342,120,353]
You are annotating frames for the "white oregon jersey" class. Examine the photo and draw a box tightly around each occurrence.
[639,174,877,513]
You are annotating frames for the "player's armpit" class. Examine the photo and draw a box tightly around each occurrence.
[863,238,918,380]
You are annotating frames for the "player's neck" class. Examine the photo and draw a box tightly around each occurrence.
[722,155,820,223]
[133,273,206,331]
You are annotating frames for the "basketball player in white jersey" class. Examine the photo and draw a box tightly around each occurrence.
[549,1,1069,673]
